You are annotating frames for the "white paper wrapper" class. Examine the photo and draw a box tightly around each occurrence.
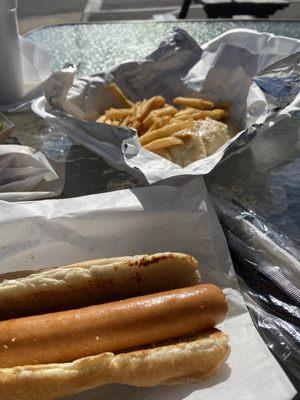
[0,177,295,400]
[0,145,64,201]
[34,28,300,184]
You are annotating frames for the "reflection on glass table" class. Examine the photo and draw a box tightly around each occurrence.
[26,20,300,75]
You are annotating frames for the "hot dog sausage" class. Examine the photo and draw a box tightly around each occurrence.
[0,284,227,368]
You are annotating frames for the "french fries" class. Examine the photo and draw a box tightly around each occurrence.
[173,108,197,119]
[108,83,133,108]
[144,137,184,151]
[96,82,231,162]
[173,97,215,110]
[140,96,165,121]
[132,121,141,131]
[140,118,194,146]
[215,101,231,110]
[202,109,229,120]
[121,116,129,126]
[174,109,228,121]
[153,115,172,130]
[148,118,161,132]
[96,115,106,123]
[143,106,177,128]
[105,108,133,120]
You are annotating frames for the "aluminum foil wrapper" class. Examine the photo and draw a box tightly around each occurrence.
[36,28,300,184]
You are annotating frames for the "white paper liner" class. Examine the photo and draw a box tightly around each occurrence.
[0,177,296,400]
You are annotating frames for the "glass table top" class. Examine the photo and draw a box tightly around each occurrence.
[26,20,300,75]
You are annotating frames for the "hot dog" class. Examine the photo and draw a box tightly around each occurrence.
[0,284,227,368]
[0,253,229,400]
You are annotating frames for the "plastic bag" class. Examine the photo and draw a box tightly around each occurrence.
[211,190,300,383]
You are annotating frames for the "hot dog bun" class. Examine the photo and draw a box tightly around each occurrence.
[0,253,200,320]
[0,253,229,400]
[0,284,227,368]
[0,329,229,400]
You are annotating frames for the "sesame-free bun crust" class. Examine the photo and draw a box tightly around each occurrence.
[0,253,200,320]
[0,329,229,400]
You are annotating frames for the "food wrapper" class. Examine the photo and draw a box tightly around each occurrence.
[33,28,300,183]
[210,186,300,382]
[0,145,63,201]
[0,177,295,400]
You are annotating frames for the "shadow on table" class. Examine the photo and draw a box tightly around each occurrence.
[60,145,143,198]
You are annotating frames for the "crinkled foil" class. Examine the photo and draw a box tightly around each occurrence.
[35,28,300,184]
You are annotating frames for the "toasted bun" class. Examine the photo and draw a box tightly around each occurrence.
[0,329,228,400]
[0,253,200,320]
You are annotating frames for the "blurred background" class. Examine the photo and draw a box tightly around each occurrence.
[18,0,300,34]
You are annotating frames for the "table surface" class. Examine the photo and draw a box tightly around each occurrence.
[27,20,300,75]
[4,20,300,395]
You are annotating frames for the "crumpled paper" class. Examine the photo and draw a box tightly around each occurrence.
[0,145,60,200]
[34,28,300,183]
[0,177,295,400]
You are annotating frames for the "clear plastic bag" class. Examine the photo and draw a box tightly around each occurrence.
[211,190,300,384]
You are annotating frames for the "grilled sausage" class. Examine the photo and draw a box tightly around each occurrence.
[0,284,227,368]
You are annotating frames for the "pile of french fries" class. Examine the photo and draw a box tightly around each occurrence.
[96,82,230,155]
